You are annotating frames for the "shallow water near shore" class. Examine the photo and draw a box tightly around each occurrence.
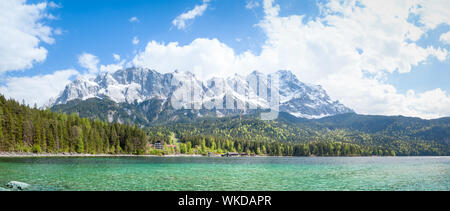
[0,156,448,191]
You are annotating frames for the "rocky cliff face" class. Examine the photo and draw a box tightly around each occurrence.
[49,67,353,119]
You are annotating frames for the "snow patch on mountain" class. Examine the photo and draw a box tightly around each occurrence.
[48,68,353,119]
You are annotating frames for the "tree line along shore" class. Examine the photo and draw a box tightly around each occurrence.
[1,95,448,157]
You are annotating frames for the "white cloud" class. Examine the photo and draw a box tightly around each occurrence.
[99,63,124,73]
[0,0,56,73]
[132,0,450,119]
[0,52,125,107]
[132,36,140,45]
[100,58,125,73]
[79,53,125,74]
[253,0,450,118]
[263,0,280,17]
[320,74,450,119]
[54,28,63,35]
[48,1,61,9]
[78,52,125,75]
[414,0,450,30]
[129,16,139,23]
[132,39,239,80]
[0,69,79,107]
[440,31,450,45]
[245,0,260,9]
[113,54,121,61]
[172,0,210,30]
[78,53,99,74]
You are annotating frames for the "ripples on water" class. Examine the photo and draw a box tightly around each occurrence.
[0,157,448,191]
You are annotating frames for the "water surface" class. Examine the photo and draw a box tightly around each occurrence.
[0,156,448,191]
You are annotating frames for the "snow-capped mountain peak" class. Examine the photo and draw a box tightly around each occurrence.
[49,68,353,119]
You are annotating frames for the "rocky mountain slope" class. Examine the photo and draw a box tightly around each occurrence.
[49,68,353,123]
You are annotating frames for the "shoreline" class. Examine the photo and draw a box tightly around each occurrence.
[0,152,206,158]
[0,152,446,158]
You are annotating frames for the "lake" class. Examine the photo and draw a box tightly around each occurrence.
[0,156,448,191]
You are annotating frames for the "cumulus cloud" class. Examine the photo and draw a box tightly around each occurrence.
[100,58,125,73]
[132,39,236,79]
[78,52,126,74]
[245,0,260,9]
[0,69,79,107]
[0,0,56,73]
[0,52,124,107]
[129,16,139,23]
[440,31,450,45]
[48,1,61,9]
[172,0,210,30]
[413,0,450,30]
[132,36,140,45]
[99,63,124,73]
[113,54,121,61]
[255,0,450,118]
[78,53,99,74]
[132,0,450,119]
[1,49,124,106]
[3,0,447,118]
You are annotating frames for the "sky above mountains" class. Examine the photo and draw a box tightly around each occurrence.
[0,0,449,119]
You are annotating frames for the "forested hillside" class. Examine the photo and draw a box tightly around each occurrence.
[0,95,147,154]
[2,94,449,156]
[147,115,449,156]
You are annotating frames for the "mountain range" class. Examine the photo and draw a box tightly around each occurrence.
[9,67,449,156]
[49,68,353,124]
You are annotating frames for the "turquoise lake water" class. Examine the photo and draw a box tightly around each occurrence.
[0,156,448,191]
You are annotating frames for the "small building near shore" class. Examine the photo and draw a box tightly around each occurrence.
[154,141,164,150]
[222,152,240,157]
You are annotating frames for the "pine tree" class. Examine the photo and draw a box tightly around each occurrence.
[22,120,33,148]
[125,137,133,154]
[0,107,4,149]
[32,117,42,153]
[47,123,56,152]
[201,139,206,153]
[47,127,55,152]
[87,129,96,154]
[71,126,84,153]
[187,142,192,154]
[110,126,120,154]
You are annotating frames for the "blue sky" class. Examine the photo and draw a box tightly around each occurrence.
[15,0,266,75]
[7,0,330,77]
[0,0,449,118]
